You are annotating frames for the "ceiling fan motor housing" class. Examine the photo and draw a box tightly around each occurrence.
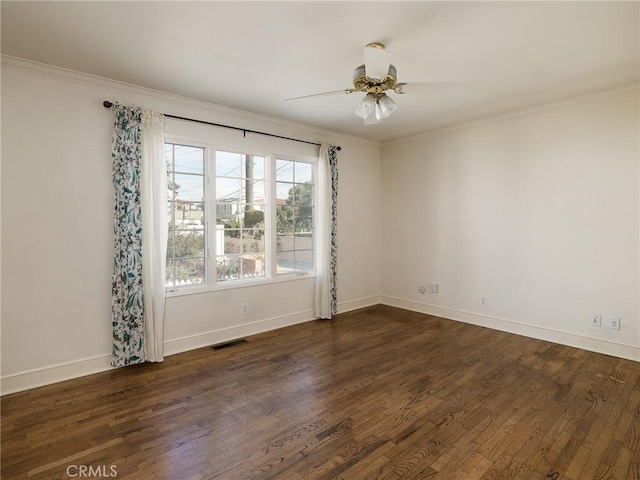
[353,64,398,95]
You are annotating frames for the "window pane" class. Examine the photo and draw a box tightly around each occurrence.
[174,173,204,202]
[276,159,294,182]
[295,162,313,183]
[223,229,242,254]
[167,258,205,286]
[296,206,313,229]
[241,254,266,278]
[276,233,294,253]
[276,251,295,275]
[294,184,313,206]
[276,182,293,203]
[173,145,204,174]
[217,178,242,202]
[216,202,241,224]
[295,250,314,271]
[218,205,264,228]
[168,201,177,229]
[243,229,265,253]
[217,255,242,281]
[246,180,265,204]
[171,231,205,259]
[243,208,265,228]
[276,205,295,231]
[166,262,175,287]
[243,155,265,180]
[174,202,205,229]
[167,172,177,200]
[289,206,299,228]
[167,232,176,259]
[251,156,265,180]
[216,151,243,177]
[294,230,313,251]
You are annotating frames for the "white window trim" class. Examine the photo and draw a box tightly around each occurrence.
[165,134,318,297]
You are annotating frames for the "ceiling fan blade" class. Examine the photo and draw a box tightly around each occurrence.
[364,43,392,80]
[394,82,466,94]
[284,89,356,101]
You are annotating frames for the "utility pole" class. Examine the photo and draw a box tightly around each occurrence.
[245,155,254,207]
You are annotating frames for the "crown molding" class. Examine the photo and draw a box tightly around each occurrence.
[1,54,380,149]
[383,81,640,146]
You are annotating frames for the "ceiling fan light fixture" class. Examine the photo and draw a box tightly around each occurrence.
[377,93,397,117]
[355,92,376,119]
[374,102,385,121]
[364,112,382,125]
[356,93,397,124]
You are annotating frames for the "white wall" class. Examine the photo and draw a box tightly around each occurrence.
[380,86,639,361]
[0,57,381,393]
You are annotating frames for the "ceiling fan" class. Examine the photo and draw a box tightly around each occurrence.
[285,42,443,125]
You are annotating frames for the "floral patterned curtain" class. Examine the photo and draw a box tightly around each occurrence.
[111,105,145,366]
[327,145,339,315]
[315,144,339,319]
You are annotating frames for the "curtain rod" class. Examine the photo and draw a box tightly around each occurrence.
[103,101,341,151]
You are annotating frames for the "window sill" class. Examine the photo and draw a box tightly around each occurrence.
[165,272,316,298]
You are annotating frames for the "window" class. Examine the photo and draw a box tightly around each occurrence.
[215,152,266,282]
[165,143,206,288]
[275,159,315,274]
[165,141,315,291]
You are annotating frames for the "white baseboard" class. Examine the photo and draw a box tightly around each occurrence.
[163,309,315,356]
[1,297,380,395]
[1,310,316,396]
[0,354,115,396]
[337,295,381,314]
[380,295,639,362]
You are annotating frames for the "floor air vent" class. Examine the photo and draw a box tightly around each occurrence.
[212,339,248,350]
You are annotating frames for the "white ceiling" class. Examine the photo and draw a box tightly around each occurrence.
[2,1,638,142]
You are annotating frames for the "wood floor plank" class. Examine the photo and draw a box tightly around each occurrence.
[2,305,639,479]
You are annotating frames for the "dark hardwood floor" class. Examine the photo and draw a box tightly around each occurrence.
[2,305,639,479]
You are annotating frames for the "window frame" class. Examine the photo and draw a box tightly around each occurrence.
[164,135,318,297]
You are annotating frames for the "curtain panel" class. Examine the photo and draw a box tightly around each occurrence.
[315,144,339,319]
[111,106,145,366]
[111,105,167,367]
[140,111,168,362]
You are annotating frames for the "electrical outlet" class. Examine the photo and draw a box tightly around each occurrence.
[430,282,438,294]
[480,296,487,306]
[241,304,249,315]
[610,318,621,330]
[591,315,602,327]
[418,286,426,294]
